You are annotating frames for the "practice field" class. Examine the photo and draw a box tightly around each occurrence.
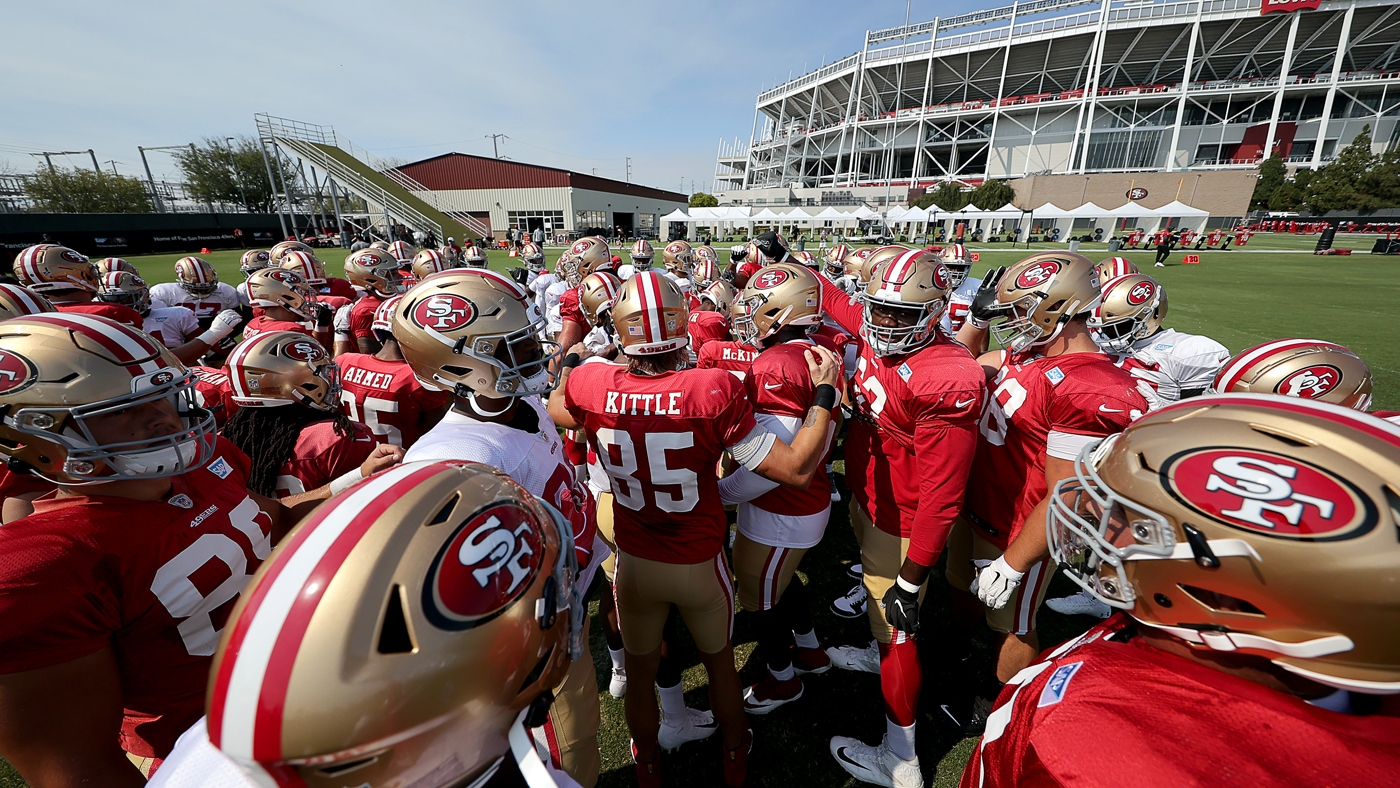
[1,236,1396,788]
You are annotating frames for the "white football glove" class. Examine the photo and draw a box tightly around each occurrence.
[333,304,353,341]
[974,556,1025,610]
[582,326,612,355]
[198,309,243,344]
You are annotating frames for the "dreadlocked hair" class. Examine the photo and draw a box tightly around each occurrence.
[221,404,355,497]
[627,347,689,376]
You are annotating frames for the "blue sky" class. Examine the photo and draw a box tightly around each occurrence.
[0,0,987,194]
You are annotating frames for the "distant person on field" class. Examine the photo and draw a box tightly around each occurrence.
[533,226,544,245]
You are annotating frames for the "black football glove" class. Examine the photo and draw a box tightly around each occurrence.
[968,266,1009,328]
[509,267,530,286]
[730,245,749,264]
[882,580,921,635]
[311,302,335,328]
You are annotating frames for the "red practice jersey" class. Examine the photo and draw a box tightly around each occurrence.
[822,278,986,565]
[961,615,1400,788]
[811,322,851,356]
[320,277,358,302]
[189,365,239,427]
[697,340,760,379]
[274,419,377,497]
[336,353,450,448]
[346,293,385,344]
[0,440,269,759]
[746,340,829,518]
[55,301,143,328]
[687,309,731,357]
[565,364,757,564]
[558,286,587,331]
[965,350,1146,549]
[0,466,53,504]
[241,316,314,341]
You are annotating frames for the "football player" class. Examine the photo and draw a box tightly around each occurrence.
[628,238,655,274]
[336,296,450,449]
[0,285,57,525]
[950,253,1147,703]
[687,280,735,358]
[94,256,137,277]
[0,314,338,785]
[223,331,393,499]
[463,242,490,269]
[661,239,695,285]
[936,243,981,333]
[718,263,837,714]
[395,269,604,787]
[387,239,417,270]
[233,249,272,304]
[548,237,612,367]
[13,244,143,326]
[1212,338,1373,410]
[96,271,242,365]
[815,250,985,788]
[1095,255,1138,282]
[696,312,761,380]
[549,271,842,787]
[148,256,247,325]
[241,268,334,346]
[963,397,1400,787]
[824,243,853,280]
[148,460,585,788]
[341,247,409,355]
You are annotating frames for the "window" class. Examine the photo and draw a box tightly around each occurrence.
[575,210,606,229]
[1082,130,1162,170]
[508,210,565,232]
[638,213,656,231]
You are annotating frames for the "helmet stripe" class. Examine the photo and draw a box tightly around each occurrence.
[24,313,163,374]
[208,461,448,759]
[225,335,264,401]
[1,284,44,314]
[639,272,664,344]
[1155,393,1400,451]
[1216,338,1339,394]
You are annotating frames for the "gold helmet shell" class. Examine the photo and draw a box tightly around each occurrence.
[0,283,56,320]
[860,249,950,357]
[610,271,690,356]
[1212,339,1373,411]
[990,252,1100,353]
[345,248,408,298]
[96,271,151,314]
[855,245,911,287]
[662,240,694,277]
[410,249,456,282]
[1090,274,1167,353]
[579,271,623,327]
[824,243,853,276]
[269,240,316,266]
[239,249,272,277]
[733,263,821,347]
[568,236,611,277]
[13,244,98,293]
[226,330,340,411]
[95,257,136,277]
[280,250,327,287]
[246,268,319,320]
[388,240,417,265]
[1095,256,1139,284]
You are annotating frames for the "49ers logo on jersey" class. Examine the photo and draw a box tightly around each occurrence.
[412,293,476,331]
[752,268,790,289]
[1016,260,1061,288]
[1277,364,1341,399]
[0,350,38,395]
[281,340,324,362]
[424,501,545,630]
[1163,448,1375,540]
[1126,281,1156,306]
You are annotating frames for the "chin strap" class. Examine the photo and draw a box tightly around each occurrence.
[1136,619,1354,659]
[464,390,513,418]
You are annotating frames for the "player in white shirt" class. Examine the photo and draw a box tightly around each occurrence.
[934,244,982,333]
[1090,274,1230,410]
[149,256,247,325]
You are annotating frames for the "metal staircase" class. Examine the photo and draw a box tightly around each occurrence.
[255,114,490,241]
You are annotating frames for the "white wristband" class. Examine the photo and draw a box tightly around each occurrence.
[196,328,228,345]
[896,576,922,594]
[991,555,1025,581]
[328,468,365,496]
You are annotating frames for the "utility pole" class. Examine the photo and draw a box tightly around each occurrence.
[626,157,632,183]
[485,133,507,159]
[103,160,120,175]
[226,137,250,213]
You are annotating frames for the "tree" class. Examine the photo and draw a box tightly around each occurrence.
[174,136,279,212]
[689,192,719,208]
[1251,155,1286,211]
[24,166,152,213]
[1303,126,1378,213]
[1267,181,1303,212]
[969,179,1017,210]
[913,181,967,210]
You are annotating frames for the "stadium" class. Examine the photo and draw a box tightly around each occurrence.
[714,0,1400,205]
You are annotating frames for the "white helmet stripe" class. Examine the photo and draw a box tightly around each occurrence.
[638,272,665,344]
[32,312,164,374]
[1216,338,1339,393]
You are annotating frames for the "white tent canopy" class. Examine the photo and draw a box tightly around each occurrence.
[1068,202,1114,217]
[851,206,880,220]
[1106,201,1159,218]
[1156,200,1209,217]
[1030,202,1073,218]
[750,208,782,221]
[661,208,689,221]
[813,207,850,220]
[901,206,930,222]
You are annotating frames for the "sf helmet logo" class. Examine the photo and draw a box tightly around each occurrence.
[60,250,87,264]
[753,269,790,289]
[1278,364,1341,399]
[266,269,297,283]
[0,351,38,395]
[282,340,324,362]
[1165,448,1373,540]
[424,501,545,630]
[931,264,951,290]
[1126,281,1156,306]
[1016,260,1061,288]
[413,293,476,331]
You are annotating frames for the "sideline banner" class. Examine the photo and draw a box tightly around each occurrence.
[1261,0,1320,15]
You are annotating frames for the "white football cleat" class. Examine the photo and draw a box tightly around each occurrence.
[826,639,880,674]
[609,667,628,698]
[1045,589,1113,619]
[831,583,867,618]
[829,735,924,788]
[658,706,718,752]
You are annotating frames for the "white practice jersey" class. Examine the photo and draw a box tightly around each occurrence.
[142,305,200,347]
[940,275,981,333]
[542,279,568,336]
[531,272,560,331]
[1111,328,1232,410]
[150,281,245,322]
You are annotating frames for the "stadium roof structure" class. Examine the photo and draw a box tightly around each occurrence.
[396,152,685,203]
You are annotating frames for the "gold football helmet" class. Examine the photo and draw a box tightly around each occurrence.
[854,245,910,287]
[246,268,319,319]
[844,246,877,278]
[207,460,581,788]
[733,263,821,347]
[611,271,689,356]
[990,251,1100,353]
[569,237,611,275]
[463,244,489,269]
[94,257,136,277]
[280,250,327,287]
[938,243,973,288]
[1090,274,1167,353]
[1212,339,1373,410]
[662,240,694,277]
[629,239,655,270]
[369,240,391,251]
[239,249,272,277]
[579,271,622,327]
[96,271,152,315]
[693,254,719,287]
[0,283,56,320]
[792,250,818,270]
[1095,256,1139,284]
[227,330,339,410]
[0,313,216,484]
[824,243,853,277]
[700,280,737,314]
[519,242,544,271]
[174,256,219,297]
[1048,395,1400,694]
[411,249,456,282]
[860,249,950,356]
[13,244,98,294]
[388,240,417,265]
[345,248,408,298]
[269,240,316,266]
[394,270,558,402]
[371,294,403,336]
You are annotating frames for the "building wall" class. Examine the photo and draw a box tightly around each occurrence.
[411,186,684,239]
[1011,171,1255,218]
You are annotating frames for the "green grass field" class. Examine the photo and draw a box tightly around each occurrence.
[1,233,1396,788]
